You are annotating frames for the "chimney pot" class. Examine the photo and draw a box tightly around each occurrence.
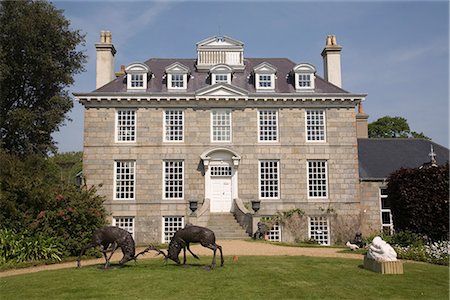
[321,34,342,88]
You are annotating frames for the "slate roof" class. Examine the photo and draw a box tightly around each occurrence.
[358,138,449,180]
[94,58,348,94]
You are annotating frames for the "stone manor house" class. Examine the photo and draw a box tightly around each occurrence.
[75,32,448,245]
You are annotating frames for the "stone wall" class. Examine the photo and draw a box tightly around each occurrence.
[83,104,367,244]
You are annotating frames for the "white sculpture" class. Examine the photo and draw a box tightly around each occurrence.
[367,236,397,262]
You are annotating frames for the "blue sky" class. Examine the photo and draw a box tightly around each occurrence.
[52,0,449,151]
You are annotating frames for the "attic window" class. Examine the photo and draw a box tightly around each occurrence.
[125,63,149,91]
[170,74,185,88]
[258,75,272,88]
[210,64,232,85]
[165,62,190,91]
[254,62,277,91]
[130,74,144,88]
[293,63,316,91]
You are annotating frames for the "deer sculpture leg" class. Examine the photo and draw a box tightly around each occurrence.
[186,243,199,260]
[77,242,98,268]
[203,242,224,269]
[103,242,118,269]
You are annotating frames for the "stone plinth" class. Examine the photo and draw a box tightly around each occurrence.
[363,256,403,274]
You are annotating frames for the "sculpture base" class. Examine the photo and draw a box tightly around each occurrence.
[363,256,403,274]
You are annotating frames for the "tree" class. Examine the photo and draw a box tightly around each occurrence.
[387,163,449,241]
[0,150,107,256]
[368,116,431,140]
[0,1,86,156]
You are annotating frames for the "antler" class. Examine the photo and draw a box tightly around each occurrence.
[135,244,167,260]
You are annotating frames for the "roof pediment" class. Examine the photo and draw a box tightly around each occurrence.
[165,62,190,74]
[125,62,149,73]
[254,62,277,73]
[196,83,248,98]
[210,64,233,73]
[197,35,244,48]
[293,63,316,73]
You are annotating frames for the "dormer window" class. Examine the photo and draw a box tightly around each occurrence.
[170,74,185,88]
[126,63,149,91]
[130,74,144,88]
[214,74,229,84]
[210,64,232,85]
[293,63,316,91]
[258,75,272,88]
[254,62,277,91]
[165,62,190,90]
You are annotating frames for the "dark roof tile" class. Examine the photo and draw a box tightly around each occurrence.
[358,138,449,180]
[94,58,349,94]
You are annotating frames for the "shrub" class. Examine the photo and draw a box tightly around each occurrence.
[393,241,449,266]
[0,151,107,258]
[387,163,449,241]
[32,185,107,256]
[0,229,63,264]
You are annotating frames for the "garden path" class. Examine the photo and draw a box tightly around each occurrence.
[0,240,362,278]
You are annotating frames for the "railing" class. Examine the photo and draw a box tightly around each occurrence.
[231,198,253,236]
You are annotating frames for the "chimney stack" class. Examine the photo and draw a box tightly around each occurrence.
[95,31,116,89]
[321,34,342,88]
[356,103,369,138]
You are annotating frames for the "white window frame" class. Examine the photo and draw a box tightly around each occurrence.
[380,188,394,235]
[259,160,280,199]
[258,110,278,142]
[293,63,316,91]
[260,216,281,242]
[163,160,184,200]
[210,64,232,85]
[307,160,328,199]
[211,109,232,142]
[115,109,136,143]
[112,217,135,239]
[126,63,149,91]
[297,74,311,88]
[305,109,326,142]
[164,109,184,142]
[168,73,187,90]
[131,74,144,88]
[213,74,229,84]
[256,74,274,90]
[309,216,330,245]
[162,216,185,243]
[114,160,136,200]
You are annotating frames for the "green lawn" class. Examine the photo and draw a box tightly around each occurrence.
[1,256,448,299]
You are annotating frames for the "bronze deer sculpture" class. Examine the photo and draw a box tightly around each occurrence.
[162,224,224,269]
[77,226,164,269]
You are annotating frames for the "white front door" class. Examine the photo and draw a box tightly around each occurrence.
[210,177,232,212]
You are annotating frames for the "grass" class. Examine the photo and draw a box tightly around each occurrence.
[0,256,448,300]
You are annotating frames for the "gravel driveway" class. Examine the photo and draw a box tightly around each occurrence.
[0,240,362,278]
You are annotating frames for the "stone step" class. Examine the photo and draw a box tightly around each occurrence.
[206,213,250,239]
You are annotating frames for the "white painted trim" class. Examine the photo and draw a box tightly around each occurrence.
[305,109,327,143]
[210,109,232,143]
[167,73,187,90]
[258,160,280,200]
[258,109,279,143]
[113,160,136,201]
[255,73,275,91]
[162,160,184,200]
[306,160,328,200]
[163,109,184,143]
[115,109,137,143]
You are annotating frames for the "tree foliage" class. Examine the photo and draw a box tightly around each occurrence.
[0,0,86,156]
[387,163,449,241]
[368,116,430,140]
[0,150,107,257]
